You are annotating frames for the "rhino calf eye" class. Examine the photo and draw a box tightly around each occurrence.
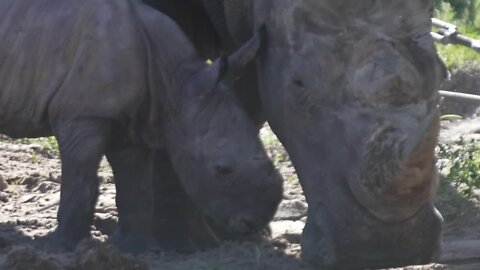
[293,78,305,88]
[215,165,234,176]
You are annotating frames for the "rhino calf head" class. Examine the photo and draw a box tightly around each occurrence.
[254,0,445,268]
[165,30,283,238]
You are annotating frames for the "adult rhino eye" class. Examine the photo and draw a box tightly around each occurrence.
[214,165,234,176]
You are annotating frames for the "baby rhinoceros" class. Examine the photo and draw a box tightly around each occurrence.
[0,0,283,252]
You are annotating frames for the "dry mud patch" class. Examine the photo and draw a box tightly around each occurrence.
[0,119,479,269]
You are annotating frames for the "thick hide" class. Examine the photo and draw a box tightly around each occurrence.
[0,0,282,253]
[253,0,446,268]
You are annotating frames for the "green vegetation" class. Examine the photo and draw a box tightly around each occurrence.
[260,127,290,167]
[437,138,480,198]
[0,135,59,156]
[434,0,480,69]
[435,0,479,23]
[260,126,299,184]
[31,136,60,156]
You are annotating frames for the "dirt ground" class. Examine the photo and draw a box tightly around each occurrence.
[1,70,480,269]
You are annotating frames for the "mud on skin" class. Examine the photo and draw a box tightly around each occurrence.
[0,0,282,253]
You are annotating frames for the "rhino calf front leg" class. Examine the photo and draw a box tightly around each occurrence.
[152,150,220,253]
[50,119,111,250]
[106,145,156,253]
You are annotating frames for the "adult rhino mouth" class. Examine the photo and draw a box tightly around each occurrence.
[349,109,440,223]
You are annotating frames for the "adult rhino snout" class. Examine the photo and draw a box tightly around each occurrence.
[349,109,440,222]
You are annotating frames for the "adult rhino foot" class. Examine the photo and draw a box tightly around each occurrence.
[301,204,442,269]
[107,232,156,254]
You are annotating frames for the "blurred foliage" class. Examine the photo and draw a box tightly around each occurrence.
[437,138,480,198]
[260,128,290,167]
[434,0,479,24]
[433,1,480,69]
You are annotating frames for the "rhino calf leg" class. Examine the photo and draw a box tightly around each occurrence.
[106,145,156,254]
[152,151,220,253]
[50,119,111,250]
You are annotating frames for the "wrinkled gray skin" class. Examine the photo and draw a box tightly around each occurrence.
[0,0,282,253]
[254,1,446,268]
[147,0,447,268]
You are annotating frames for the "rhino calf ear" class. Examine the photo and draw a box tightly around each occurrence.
[218,54,229,82]
[226,25,266,77]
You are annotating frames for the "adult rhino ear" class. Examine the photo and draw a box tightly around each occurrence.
[212,26,266,82]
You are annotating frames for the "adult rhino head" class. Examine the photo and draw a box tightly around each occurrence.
[250,0,446,268]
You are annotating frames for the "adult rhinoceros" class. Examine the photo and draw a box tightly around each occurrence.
[145,0,447,268]
[0,0,283,253]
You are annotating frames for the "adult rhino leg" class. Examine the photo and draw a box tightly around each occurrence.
[106,145,156,253]
[49,118,110,250]
[152,150,219,253]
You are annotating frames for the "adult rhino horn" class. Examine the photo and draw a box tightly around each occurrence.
[382,109,440,197]
[401,108,439,161]
[349,109,440,222]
